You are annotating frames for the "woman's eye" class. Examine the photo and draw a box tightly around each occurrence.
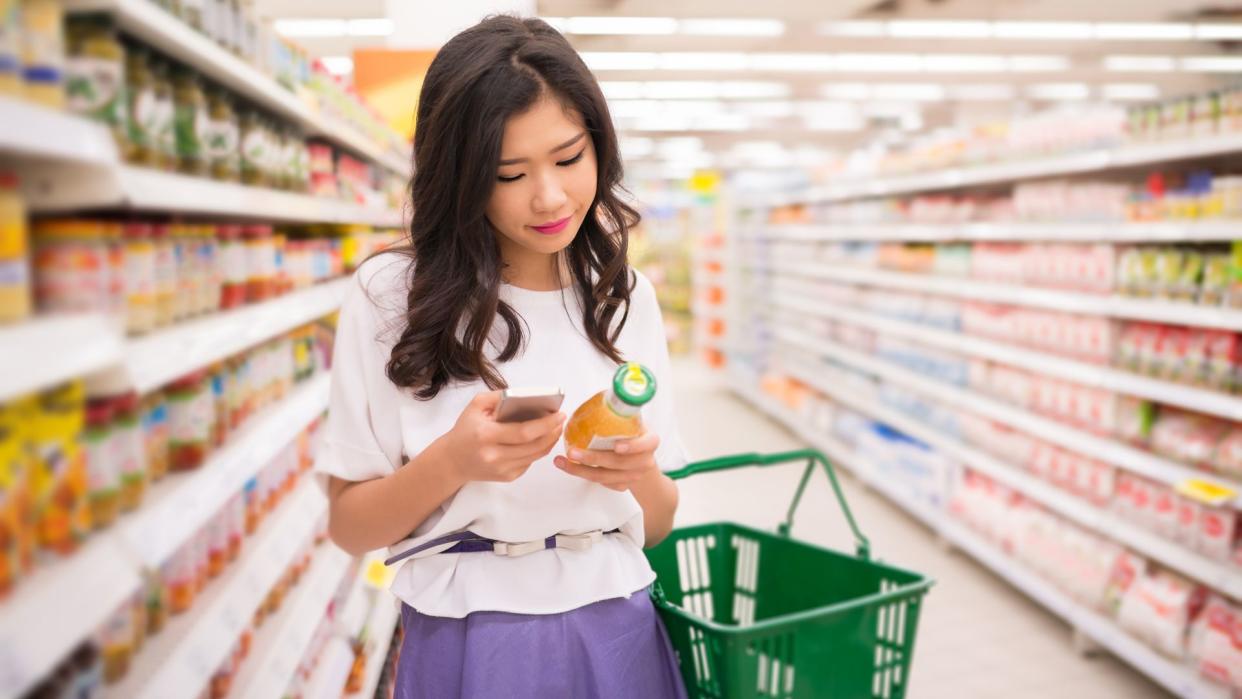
[497,174,524,183]
[557,150,585,167]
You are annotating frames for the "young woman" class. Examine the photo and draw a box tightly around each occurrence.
[316,15,688,698]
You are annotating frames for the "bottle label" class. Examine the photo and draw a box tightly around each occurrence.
[86,433,118,492]
[175,103,203,160]
[204,118,239,163]
[587,435,628,451]
[66,57,124,125]
[129,87,157,147]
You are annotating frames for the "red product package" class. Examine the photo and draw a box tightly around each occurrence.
[1176,496,1203,547]
[1213,427,1242,479]
[1152,487,1179,538]
[1188,596,1242,689]
[1198,506,1240,561]
[1151,409,1229,468]
[1114,473,1135,518]
[1204,331,1240,392]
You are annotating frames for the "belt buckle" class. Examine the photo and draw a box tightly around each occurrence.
[492,539,546,557]
[555,531,603,551]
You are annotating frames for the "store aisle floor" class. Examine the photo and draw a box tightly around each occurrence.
[668,358,1170,699]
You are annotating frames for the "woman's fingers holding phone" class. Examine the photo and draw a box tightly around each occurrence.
[490,410,566,445]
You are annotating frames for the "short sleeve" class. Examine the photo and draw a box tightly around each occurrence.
[314,257,408,489]
[630,271,691,473]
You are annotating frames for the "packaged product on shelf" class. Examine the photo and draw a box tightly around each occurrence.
[122,222,157,334]
[166,370,212,471]
[1197,504,1239,561]
[98,600,134,683]
[82,396,118,530]
[33,219,113,315]
[151,57,177,169]
[30,381,90,556]
[1116,570,1205,659]
[0,0,19,94]
[19,0,65,109]
[205,88,240,181]
[124,42,160,167]
[143,568,165,636]
[1150,408,1229,472]
[1213,427,1242,479]
[1201,253,1231,306]
[112,391,145,512]
[173,68,208,176]
[65,14,130,156]
[151,223,176,326]
[1175,494,1202,547]
[217,224,246,309]
[0,171,30,324]
[197,223,221,315]
[1102,549,1146,614]
[244,224,275,302]
[1188,595,1242,690]
[207,506,228,579]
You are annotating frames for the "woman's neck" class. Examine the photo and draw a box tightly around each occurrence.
[501,248,567,291]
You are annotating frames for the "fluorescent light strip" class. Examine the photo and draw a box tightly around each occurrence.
[681,19,785,37]
[1105,55,1176,72]
[588,51,1070,74]
[566,17,677,35]
[817,19,1242,42]
[1102,83,1161,101]
[659,52,749,71]
[601,81,791,100]
[1181,56,1242,72]
[319,56,354,76]
[1027,82,1091,100]
[272,17,393,37]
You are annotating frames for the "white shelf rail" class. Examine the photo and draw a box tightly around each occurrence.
[0,314,124,402]
[752,220,1242,243]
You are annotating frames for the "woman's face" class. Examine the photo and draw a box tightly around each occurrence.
[486,94,598,279]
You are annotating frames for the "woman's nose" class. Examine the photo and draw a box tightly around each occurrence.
[532,172,569,213]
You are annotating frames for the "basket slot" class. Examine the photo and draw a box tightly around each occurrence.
[752,633,796,698]
[871,579,917,698]
[731,534,761,627]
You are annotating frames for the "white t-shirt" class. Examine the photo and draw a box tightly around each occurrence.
[314,252,689,618]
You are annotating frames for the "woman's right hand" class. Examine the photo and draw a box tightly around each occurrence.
[439,391,566,483]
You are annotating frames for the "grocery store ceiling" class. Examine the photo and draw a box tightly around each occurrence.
[256,0,1242,177]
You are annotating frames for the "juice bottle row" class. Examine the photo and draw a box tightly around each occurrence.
[0,180,399,328]
[0,317,336,597]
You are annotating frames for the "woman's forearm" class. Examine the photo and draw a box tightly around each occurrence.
[630,472,679,548]
[327,437,466,555]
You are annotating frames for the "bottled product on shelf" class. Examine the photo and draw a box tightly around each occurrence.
[0,317,334,599]
[0,171,30,323]
[13,214,398,330]
[20,460,330,696]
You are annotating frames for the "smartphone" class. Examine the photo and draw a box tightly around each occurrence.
[495,387,565,423]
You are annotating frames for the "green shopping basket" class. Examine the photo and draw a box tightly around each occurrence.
[646,450,934,699]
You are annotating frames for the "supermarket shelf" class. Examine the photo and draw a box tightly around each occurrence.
[763,131,1242,206]
[358,595,402,699]
[27,164,403,226]
[772,262,1242,333]
[731,386,1230,699]
[0,96,118,165]
[774,292,1242,422]
[125,277,349,394]
[107,479,328,699]
[61,0,408,176]
[118,373,330,568]
[777,350,1242,599]
[754,220,1242,243]
[773,324,1242,500]
[0,314,124,402]
[0,535,142,698]
[302,636,354,699]
[228,544,354,699]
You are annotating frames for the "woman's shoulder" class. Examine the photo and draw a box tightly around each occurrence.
[627,267,659,309]
[345,250,413,335]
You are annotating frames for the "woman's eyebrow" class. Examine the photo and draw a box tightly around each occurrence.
[499,132,587,166]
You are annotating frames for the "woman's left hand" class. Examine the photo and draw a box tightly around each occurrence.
[554,431,662,492]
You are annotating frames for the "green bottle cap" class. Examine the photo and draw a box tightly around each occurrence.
[612,362,656,407]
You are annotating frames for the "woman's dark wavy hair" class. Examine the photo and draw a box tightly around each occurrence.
[386,15,639,400]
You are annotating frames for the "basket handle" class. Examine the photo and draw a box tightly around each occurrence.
[665,450,871,560]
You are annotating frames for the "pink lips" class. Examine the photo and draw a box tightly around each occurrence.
[530,216,571,235]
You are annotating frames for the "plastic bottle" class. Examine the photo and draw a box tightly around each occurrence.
[564,363,657,452]
[122,222,156,334]
[19,0,65,109]
[0,172,30,324]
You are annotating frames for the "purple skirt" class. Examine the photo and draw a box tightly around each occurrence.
[394,588,688,699]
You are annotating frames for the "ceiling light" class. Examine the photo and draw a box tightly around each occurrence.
[619,137,654,158]
[1008,55,1070,72]
[1027,83,1090,100]
[539,16,568,32]
[712,81,791,99]
[581,52,660,71]
[819,21,886,37]
[733,101,797,117]
[749,53,837,72]
[1094,22,1193,40]
[656,137,704,156]
[993,21,1092,40]
[802,113,863,132]
[873,84,946,101]
[835,53,923,72]
[273,19,348,37]
[922,54,1008,72]
[1195,24,1242,40]
[565,17,678,35]
[887,21,992,38]
[820,83,871,100]
[634,81,790,100]
[319,56,354,76]
[347,18,394,36]
[1102,83,1161,101]
[1104,55,1176,72]
[659,52,749,71]
[607,100,665,118]
[1181,56,1242,71]
[948,84,1016,100]
[680,19,785,37]
[599,82,646,99]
